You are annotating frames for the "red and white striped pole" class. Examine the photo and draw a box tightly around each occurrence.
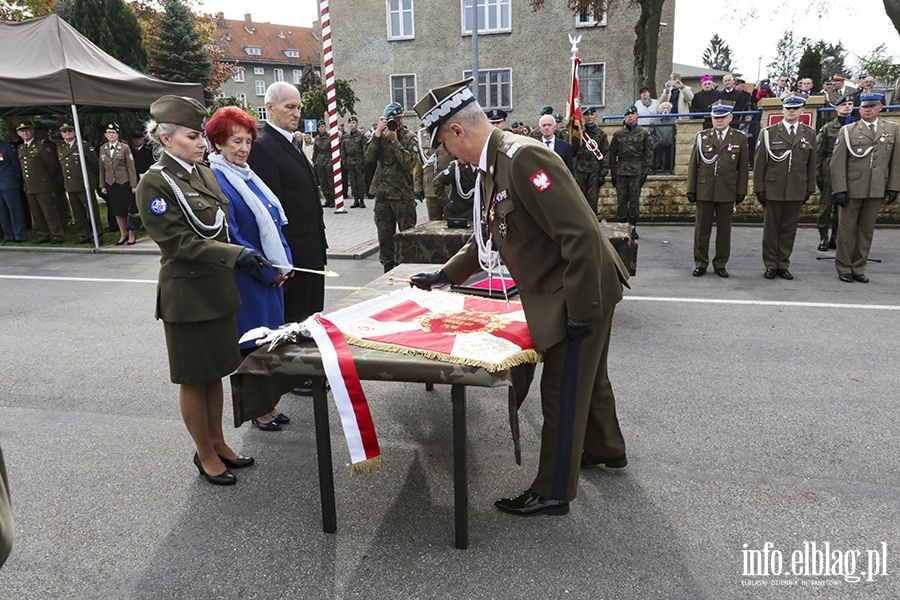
[320,0,346,213]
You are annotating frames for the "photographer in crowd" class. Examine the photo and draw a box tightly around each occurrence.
[659,72,693,115]
[364,102,421,272]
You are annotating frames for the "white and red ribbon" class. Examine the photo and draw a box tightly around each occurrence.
[305,315,382,475]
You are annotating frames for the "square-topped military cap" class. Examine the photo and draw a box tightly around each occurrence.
[413,78,477,148]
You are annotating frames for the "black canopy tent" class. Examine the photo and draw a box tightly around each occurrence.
[0,15,205,248]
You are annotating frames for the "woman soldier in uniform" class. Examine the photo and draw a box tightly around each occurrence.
[98,123,138,245]
[137,96,272,486]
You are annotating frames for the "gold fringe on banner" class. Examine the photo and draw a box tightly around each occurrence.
[351,455,384,476]
[343,335,542,373]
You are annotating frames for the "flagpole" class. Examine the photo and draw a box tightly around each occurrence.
[471,0,479,97]
[319,0,346,214]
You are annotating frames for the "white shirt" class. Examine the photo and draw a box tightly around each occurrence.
[477,133,491,173]
[164,150,199,177]
[266,120,296,144]
[864,119,879,132]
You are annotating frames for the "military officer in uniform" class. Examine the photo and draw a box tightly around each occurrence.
[364,101,421,272]
[312,119,335,207]
[487,108,508,130]
[137,95,267,486]
[573,105,609,215]
[341,116,367,208]
[16,122,64,243]
[433,158,478,220]
[830,93,900,283]
[411,79,630,517]
[815,93,855,251]
[686,101,749,278]
[753,96,817,280]
[57,123,100,244]
[99,123,138,245]
[608,105,653,240]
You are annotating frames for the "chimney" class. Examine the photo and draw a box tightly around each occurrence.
[244,14,255,34]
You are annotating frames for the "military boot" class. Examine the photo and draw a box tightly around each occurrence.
[383,261,395,273]
[359,198,367,208]
[817,227,829,252]
[350,199,361,208]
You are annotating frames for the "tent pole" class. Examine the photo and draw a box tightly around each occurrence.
[71,105,100,250]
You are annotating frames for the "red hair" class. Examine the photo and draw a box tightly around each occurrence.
[206,106,258,149]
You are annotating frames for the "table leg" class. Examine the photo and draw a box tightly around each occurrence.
[312,376,337,534]
[451,384,468,549]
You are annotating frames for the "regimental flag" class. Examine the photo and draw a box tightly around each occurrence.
[324,287,540,373]
[565,56,584,147]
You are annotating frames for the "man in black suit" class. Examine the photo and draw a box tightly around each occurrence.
[247,82,328,326]
[537,114,574,174]
[131,131,154,179]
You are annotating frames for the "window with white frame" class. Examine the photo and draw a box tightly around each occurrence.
[293,69,303,84]
[254,67,264,75]
[244,46,261,56]
[284,49,300,58]
[235,93,247,106]
[576,7,607,27]
[462,0,510,34]
[578,62,606,106]
[274,68,284,82]
[390,74,417,111]
[463,68,511,109]
[234,69,244,82]
[255,80,265,96]
[386,0,414,40]
[257,106,268,121]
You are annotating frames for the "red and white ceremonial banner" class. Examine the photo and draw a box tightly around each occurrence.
[305,315,382,475]
[323,287,539,372]
[565,55,584,147]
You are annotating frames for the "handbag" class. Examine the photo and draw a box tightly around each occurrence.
[126,211,144,231]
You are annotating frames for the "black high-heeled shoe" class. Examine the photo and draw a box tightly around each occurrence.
[193,453,236,486]
[218,454,255,469]
[114,238,127,246]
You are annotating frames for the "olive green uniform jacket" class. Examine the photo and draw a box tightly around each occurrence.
[753,121,817,201]
[608,125,653,177]
[58,140,99,192]
[442,129,629,352]
[17,139,60,194]
[99,141,137,187]
[136,152,243,323]
[830,119,900,198]
[687,127,749,201]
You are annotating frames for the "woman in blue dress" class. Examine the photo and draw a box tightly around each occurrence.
[207,106,294,431]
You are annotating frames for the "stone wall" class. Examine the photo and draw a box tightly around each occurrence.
[596,112,900,224]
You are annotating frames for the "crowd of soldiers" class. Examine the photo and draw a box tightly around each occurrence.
[0,120,152,245]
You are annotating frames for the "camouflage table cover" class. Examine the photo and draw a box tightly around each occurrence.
[231,264,536,427]
[393,219,638,275]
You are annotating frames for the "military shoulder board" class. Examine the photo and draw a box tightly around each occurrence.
[504,142,522,159]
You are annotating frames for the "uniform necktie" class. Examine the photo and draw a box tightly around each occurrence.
[192,168,202,183]
[717,132,724,142]
[789,125,795,137]
[870,123,876,134]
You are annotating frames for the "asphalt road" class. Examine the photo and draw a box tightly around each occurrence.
[1,224,898,599]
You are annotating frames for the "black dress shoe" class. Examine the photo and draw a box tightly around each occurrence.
[193,453,236,486]
[252,418,281,431]
[764,268,776,279]
[692,267,706,277]
[839,273,854,283]
[494,490,569,517]
[581,452,628,468]
[778,269,793,280]
[853,274,869,283]
[715,268,729,278]
[273,413,291,424]
[218,454,255,469]
[290,381,313,396]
